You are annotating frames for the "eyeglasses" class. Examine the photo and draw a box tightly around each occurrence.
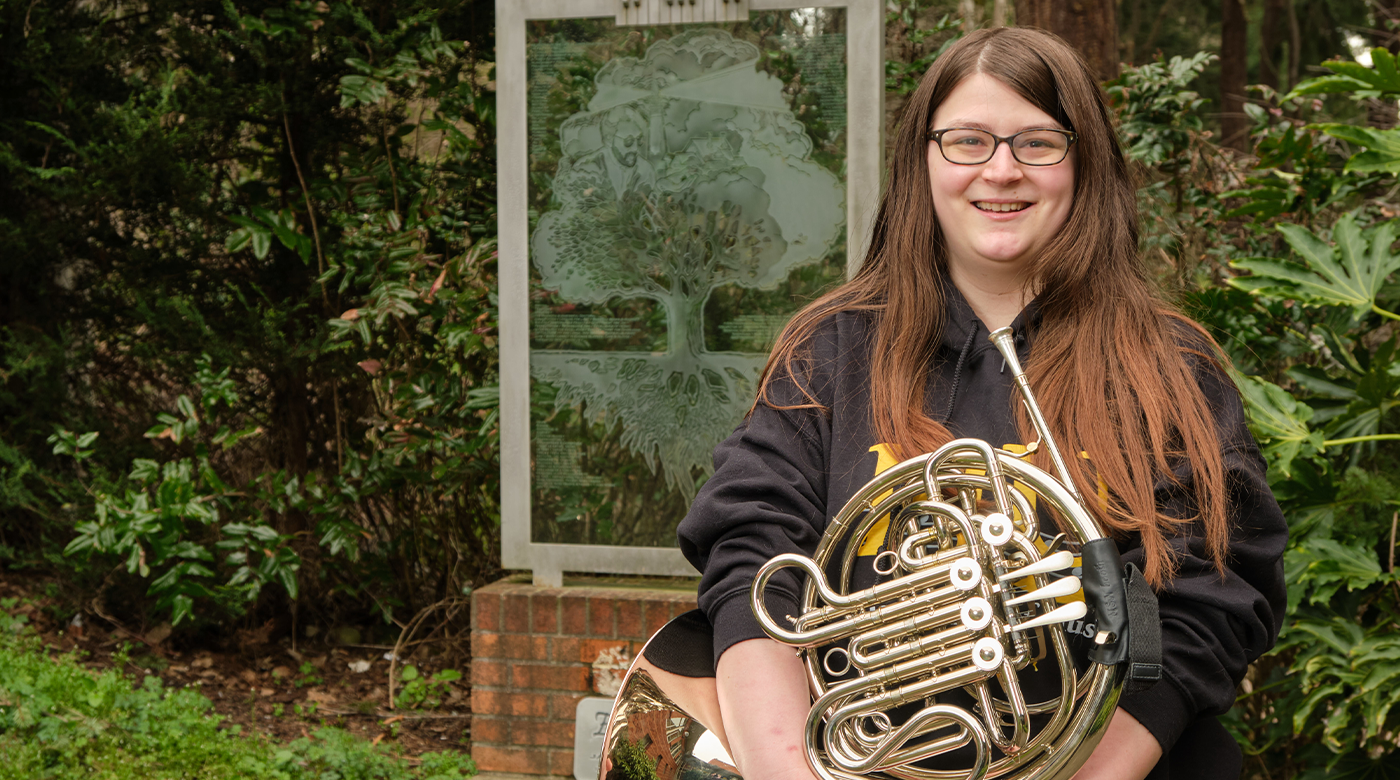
[927,127,1077,166]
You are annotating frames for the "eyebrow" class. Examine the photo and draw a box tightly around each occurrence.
[939,120,1067,132]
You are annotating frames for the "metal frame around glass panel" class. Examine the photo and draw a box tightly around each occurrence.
[497,0,884,586]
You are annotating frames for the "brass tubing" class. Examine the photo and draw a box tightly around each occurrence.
[848,600,975,670]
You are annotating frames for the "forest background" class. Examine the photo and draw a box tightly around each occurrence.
[4,0,1400,777]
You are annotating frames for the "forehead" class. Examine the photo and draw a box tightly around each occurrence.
[931,73,1064,132]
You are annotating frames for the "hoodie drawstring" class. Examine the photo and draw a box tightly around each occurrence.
[942,325,979,423]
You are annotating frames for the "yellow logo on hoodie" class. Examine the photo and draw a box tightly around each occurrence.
[855,442,1084,604]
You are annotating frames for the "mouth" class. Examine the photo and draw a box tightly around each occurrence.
[974,201,1030,213]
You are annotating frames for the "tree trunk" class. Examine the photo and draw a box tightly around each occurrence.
[991,0,1009,28]
[1220,0,1250,152]
[960,0,981,32]
[1259,0,1284,92]
[1013,0,1119,82]
[1286,0,1301,92]
[1119,0,1145,65]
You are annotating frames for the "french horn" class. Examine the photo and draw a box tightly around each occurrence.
[598,327,1137,780]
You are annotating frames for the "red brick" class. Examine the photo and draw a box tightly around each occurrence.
[513,663,589,692]
[576,638,630,665]
[616,599,642,639]
[471,689,506,717]
[553,636,582,663]
[549,748,577,776]
[532,593,560,634]
[472,591,501,632]
[469,715,509,744]
[515,718,575,748]
[476,689,551,718]
[589,596,617,637]
[472,631,500,659]
[551,692,589,719]
[509,691,550,717]
[643,602,673,637]
[561,595,588,635]
[472,659,509,688]
[472,745,549,775]
[503,592,531,633]
[502,633,551,661]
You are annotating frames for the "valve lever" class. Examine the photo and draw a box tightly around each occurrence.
[1005,576,1082,606]
[1008,601,1087,634]
[998,550,1074,581]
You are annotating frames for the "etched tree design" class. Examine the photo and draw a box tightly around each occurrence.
[531,29,844,497]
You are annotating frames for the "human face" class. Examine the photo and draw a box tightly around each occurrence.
[927,73,1075,288]
[611,119,643,168]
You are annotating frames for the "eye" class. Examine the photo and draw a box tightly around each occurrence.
[1015,131,1067,150]
[943,131,990,147]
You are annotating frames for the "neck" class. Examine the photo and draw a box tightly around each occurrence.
[948,267,1031,331]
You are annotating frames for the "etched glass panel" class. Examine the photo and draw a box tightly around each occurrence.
[528,9,848,546]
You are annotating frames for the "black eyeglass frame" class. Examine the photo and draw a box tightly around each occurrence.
[926,127,1078,166]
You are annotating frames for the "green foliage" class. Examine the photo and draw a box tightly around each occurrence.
[1211,49,1400,778]
[0,0,500,631]
[884,4,961,96]
[0,620,476,778]
[1108,52,1214,170]
[1313,124,1400,175]
[1230,214,1400,320]
[1108,52,1236,285]
[395,665,460,709]
[294,662,324,689]
[1291,47,1400,100]
[54,357,303,626]
[608,738,660,780]
[1233,373,1324,479]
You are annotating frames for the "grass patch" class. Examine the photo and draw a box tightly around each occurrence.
[0,627,476,779]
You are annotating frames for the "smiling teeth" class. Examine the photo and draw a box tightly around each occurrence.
[976,202,1029,212]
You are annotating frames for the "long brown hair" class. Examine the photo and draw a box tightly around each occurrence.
[758,27,1229,586]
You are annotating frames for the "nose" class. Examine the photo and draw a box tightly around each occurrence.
[980,142,1023,185]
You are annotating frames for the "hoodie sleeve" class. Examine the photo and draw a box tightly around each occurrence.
[676,332,840,664]
[1116,352,1289,753]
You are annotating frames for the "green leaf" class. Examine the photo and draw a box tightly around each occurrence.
[130,459,160,482]
[1295,682,1345,733]
[276,565,299,599]
[170,594,194,626]
[1360,661,1400,693]
[1286,538,1385,609]
[1235,373,1322,477]
[1314,124,1400,173]
[225,228,252,254]
[176,395,198,422]
[1290,49,1400,98]
[1289,75,1374,97]
[1229,213,1400,318]
[250,228,271,260]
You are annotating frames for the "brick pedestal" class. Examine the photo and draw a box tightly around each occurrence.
[470,575,699,777]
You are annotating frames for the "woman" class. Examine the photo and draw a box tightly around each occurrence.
[667,26,1287,780]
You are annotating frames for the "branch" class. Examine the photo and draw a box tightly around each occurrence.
[282,112,329,306]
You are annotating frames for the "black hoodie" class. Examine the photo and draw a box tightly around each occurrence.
[675,287,1288,779]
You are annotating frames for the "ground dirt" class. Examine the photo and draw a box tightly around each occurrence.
[0,572,474,761]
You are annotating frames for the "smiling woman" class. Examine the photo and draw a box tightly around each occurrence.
[656,25,1288,780]
[926,73,1077,329]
